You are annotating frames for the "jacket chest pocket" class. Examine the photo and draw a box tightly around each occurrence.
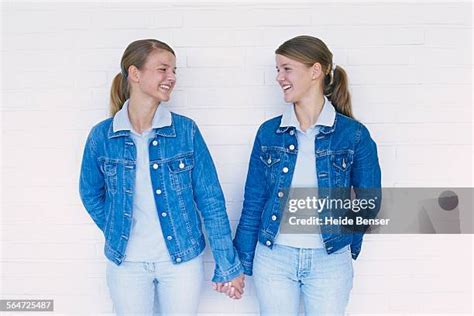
[101,161,118,194]
[167,155,194,191]
[260,147,283,183]
[331,151,354,186]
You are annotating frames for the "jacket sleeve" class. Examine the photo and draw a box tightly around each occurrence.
[350,123,382,259]
[79,129,106,232]
[233,126,269,276]
[191,122,243,283]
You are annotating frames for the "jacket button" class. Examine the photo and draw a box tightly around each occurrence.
[179,162,185,169]
[289,130,295,136]
[161,212,167,217]
[265,240,272,246]
[155,189,162,195]
[277,191,284,198]
[152,163,159,169]
[152,140,158,146]
[288,144,295,151]
[167,236,173,240]
[267,158,272,164]
[282,167,289,173]
[176,257,182,263]
[271,215,277,221]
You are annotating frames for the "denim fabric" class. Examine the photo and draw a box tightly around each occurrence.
[234,112,382,275]
[106,254,203,315]
[253,243,353,316]
[79,112,243,282]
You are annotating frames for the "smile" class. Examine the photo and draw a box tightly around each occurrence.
[282,84,292,92]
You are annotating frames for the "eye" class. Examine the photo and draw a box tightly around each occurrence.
[158,68,166,72]
[284,67,291,72]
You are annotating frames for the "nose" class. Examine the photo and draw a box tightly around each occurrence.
[168,71,176,84]
[276,71,285,83]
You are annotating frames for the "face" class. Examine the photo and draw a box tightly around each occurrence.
[132,49,177,102]
[275,54,322,104]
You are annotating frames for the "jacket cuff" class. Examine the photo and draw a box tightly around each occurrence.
[242,261,253,276]
[211,261,244,283]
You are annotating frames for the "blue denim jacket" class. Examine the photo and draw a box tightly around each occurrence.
[79,112,243,282]
[234,111,382,276]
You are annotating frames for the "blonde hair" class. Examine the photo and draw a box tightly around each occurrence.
[275,35,353,118]
[109,39,175,116]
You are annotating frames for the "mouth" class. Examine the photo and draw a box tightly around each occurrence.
[159,84,172,92]
[282,84,292,93]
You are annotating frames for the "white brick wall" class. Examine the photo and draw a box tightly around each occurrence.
[1,1,473,315]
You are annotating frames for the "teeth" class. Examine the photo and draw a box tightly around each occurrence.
[283,85,291,91]
[160,85,170,90]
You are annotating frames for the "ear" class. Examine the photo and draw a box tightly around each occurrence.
[311,62,323,80]
[127,65,140,83]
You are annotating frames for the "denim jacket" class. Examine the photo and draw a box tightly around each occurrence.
[79,111,243,282]
[234,109,382,276]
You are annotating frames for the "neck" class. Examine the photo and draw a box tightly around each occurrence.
[294,92,325,132]
[128,95,160,134]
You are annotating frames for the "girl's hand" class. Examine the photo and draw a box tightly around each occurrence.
[212,274,245,299]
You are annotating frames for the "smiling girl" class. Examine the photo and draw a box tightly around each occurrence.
[233,35,382,315]
[79,39,244,315]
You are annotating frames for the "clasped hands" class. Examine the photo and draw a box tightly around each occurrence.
[212,274,245,299]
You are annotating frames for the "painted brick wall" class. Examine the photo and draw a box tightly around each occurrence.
[2,1,472,315]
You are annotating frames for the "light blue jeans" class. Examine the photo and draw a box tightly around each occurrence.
[253,243,353,316]
[106,254,203,315]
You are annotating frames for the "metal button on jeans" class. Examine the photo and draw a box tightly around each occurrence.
[278,191,284,198]
[152,140,158,146]
[265,240,272,246]
[282,167,289,173]
[152,163,159,169]
[288,144,295,151]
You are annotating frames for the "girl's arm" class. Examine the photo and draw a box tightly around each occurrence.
[79,130,106,231]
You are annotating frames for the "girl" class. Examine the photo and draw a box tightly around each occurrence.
[233,35,382,315]
[79,39,244,315]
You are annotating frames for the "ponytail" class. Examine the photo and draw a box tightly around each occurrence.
[324,65,354,118]
[109,72,129,117]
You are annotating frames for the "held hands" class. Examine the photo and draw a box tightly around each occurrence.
[212,274,245,299]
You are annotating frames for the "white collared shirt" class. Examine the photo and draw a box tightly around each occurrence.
[113,100,172,261]
[113,99,172,133]
[275,96,336,249]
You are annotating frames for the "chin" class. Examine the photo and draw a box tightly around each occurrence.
[159,94,171,102]
[283,95,294,103]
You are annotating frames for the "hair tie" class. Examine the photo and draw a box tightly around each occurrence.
[121,68,128,79]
